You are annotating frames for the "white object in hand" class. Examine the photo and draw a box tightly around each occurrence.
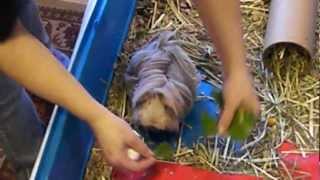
[127,148,140,161]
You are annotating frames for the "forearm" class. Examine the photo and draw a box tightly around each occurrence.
[0,22,110,124]
[195,0,247,77]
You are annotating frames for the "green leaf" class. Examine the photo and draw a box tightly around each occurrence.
[212,91,223,107]
[200,112,218,136]
[210,90,258,140]
[228,107,257,140]
[154,142,175,160]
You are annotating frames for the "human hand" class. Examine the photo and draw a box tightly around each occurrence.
[218,70,260,135]
[89,111,155,172]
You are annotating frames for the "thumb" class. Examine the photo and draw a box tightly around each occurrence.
[127,135,154,158]
[218,97,239,135]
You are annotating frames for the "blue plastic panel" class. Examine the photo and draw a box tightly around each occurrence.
[182,81,220,146]
[32,0,136,179]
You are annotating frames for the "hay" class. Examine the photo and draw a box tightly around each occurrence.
[85,148,112,180]
[85,0,320,179]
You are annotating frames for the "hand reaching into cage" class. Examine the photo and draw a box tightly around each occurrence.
[195,0,260,134]
[218,70,260,135]
[0,21,155,172]
[89,109,156,171]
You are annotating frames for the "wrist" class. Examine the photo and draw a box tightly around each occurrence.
[222,60,248,80]
[82,101,113,127]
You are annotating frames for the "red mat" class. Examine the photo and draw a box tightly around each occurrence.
[112,140,319,180]
[277,140,320,180]
[112,161,262,180]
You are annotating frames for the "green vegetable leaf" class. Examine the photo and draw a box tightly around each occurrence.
[154,142,175,160]
[200,112,218,136]
[212,91,223,107]
[210,90,258,140]
[228,107,257,140]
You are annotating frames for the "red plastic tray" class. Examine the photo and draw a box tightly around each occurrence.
[112,161,262,180]
[112,140,320,180]
[277,141,320,180]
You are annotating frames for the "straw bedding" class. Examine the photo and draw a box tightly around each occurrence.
[85,0,319,179]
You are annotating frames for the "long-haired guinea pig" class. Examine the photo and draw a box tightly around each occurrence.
[125,31,199,132]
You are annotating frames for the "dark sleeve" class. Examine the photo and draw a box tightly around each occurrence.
[0,0,20,42]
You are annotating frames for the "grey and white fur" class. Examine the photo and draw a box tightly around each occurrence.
[125,31,199,132]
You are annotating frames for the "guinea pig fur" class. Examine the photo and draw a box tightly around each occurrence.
[125,31,199,132]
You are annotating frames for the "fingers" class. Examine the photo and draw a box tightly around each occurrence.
[217,92,239,135]
[119,154,155,172]
[218,105,237,135]
[127,133,154,158]
[218,93,260,135]
[106,147,155,172]
[242,95,261,117]
[108,149,155,172]
[124,132,156,171]
[115,131,156,171]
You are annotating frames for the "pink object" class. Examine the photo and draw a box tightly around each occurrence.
[112,161,262,180]
[112,140,319,179]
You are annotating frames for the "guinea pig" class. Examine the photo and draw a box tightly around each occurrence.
[125,31,199,132]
